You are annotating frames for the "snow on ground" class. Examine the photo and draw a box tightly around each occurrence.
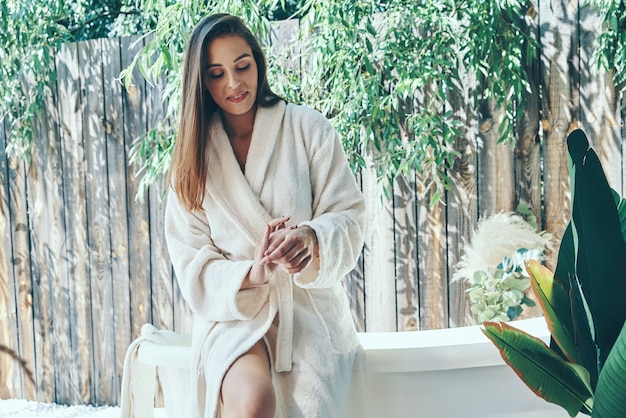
[0,399,166,417]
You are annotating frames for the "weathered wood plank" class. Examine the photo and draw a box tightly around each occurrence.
[412,80,449,330]
[0,114,20,399]
[513,12,545,320]
[102,37,129,404]
[149,178,174,331]
[79,38,116,403]
[32,63,73,404]
[393,173,419,331]
[3,114,37,399]
[477,99,515,216]
[578,4,621,192]
[515,9,543,230]
[515,109,543,222]
[145,75,174,331]
[25,87,59,403]
[57,41,93,404]
[120,36,153,339]
[416,175,448,330]
[446,70,479,328]
[540,0,577,270]
[363,162,396,332]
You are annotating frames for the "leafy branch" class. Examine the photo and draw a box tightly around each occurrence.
[0,0,158,158]
[590,0,626,90]
[2,0,625,204]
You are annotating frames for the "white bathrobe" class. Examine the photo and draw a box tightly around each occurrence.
[164,101,366,418]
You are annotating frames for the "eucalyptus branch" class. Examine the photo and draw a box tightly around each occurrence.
[1,0,624,204]
[589,0,626,90]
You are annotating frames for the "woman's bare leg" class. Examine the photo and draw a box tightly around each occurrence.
[220,341,275,418]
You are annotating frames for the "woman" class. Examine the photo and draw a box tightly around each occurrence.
[164,13,366,418]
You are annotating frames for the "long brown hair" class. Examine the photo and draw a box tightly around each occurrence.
[168,13,282,212]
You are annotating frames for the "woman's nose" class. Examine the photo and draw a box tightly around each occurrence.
[227,72,241,89]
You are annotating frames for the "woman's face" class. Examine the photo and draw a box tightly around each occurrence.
[204,35,258,119]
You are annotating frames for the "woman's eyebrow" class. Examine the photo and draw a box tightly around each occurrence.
[207,53,251,68]
[233,53,251,62]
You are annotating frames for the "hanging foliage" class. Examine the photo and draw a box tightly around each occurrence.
[2,0,625,202]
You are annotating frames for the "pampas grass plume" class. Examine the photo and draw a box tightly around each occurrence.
[453,212,551,283]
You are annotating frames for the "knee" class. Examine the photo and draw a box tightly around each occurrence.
[241,380,276,417]
[223,378,276,418]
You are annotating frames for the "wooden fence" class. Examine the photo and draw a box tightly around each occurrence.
[1,3,625,407]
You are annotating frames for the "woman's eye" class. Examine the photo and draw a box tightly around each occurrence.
[236,63,250,72]
[209,72,224,79]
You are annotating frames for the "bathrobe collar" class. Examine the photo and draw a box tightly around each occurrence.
[205,101,287,246]
[205,101,293,372]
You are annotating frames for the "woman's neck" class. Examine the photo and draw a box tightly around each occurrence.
[222,106,257,141]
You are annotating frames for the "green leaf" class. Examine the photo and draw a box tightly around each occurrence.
[565,129,626,368]
[553,221,576,338]
[482,321,594,417]
[569,273,600,389]
[593,321,626,418]
[526,260,582,365]
[611,189,626,243]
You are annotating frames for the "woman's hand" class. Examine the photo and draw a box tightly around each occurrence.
[243,216,290,288]
[260,225,319,275]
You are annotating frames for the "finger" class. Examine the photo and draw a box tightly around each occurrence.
[261,224,271,248]
[285,255,312,274]
[264,229,290,256]
[281,250,309,270]
[268,216,291,230]
[257,225,272,264]
[264,233,300,258]
[261,239,298,265]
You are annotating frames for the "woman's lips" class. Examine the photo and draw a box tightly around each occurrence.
[228,92,248,103]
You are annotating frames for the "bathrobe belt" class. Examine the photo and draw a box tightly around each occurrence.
[273,274,294,372]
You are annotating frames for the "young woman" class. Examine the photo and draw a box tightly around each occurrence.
[164,13,366,418]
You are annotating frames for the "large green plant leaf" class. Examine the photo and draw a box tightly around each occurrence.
[555,216,576,296]
[593,321,626,418]
[482,321,594,416]
[553,223,577,360]
[611,189,626,243]
[569,274,600,389]
[526,260,582,365]
[565,129,626,369]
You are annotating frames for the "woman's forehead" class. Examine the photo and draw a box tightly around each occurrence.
[206,35,252,64]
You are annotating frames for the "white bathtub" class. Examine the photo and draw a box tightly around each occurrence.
[123,317,577,417]
[359,317,576,417]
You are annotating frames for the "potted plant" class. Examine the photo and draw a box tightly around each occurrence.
[453,205,551,323]
[482,129,626,417]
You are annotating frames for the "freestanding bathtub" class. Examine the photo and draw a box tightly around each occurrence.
[121,317,578,417]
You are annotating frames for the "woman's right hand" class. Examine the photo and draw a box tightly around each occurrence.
[243,216,290,288]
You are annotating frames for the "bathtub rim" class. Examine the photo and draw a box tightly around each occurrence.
[135,316,550,374]
[359,316,550,373]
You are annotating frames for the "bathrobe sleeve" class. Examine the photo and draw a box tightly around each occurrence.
[293,110,366,288]
[164,190,270,322]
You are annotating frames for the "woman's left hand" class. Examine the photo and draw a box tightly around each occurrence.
[259,225,319,274]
